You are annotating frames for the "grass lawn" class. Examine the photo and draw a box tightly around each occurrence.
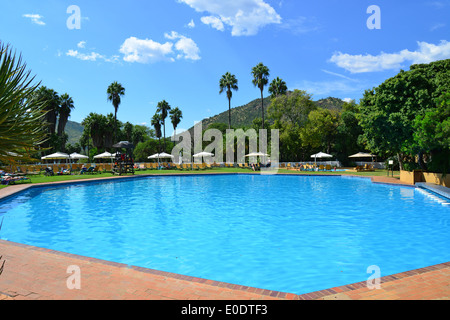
[0,167,400,189]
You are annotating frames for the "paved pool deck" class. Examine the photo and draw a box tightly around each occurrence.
[0,172,449,300]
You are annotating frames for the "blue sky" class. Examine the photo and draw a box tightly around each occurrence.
[1,0,450,135]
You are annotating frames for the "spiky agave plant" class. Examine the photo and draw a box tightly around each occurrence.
[0,43,48,164]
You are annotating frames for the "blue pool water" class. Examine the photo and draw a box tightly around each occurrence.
[0,174,449,295]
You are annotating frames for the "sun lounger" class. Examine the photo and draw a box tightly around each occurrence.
[45,167,54,176]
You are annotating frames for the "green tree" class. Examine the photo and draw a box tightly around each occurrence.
[301,108,339,154]
[169,107,183,139]
[107,81,125,143]
[34,86,60,143]
[251,63,270,129]
[268,90,317,161]
[81,113,108,149]
[132,124,152,146]
[359,59,450,170]
[66,142,81,155]
[57,93,74,148]
[334,102,364,165]
[124,121,133,142]
[251,118,270,132]
[156,100,171,152]
[133,139,160,162]
[151,113,163,153]
[412,93,450,173]
[268,90,316,127]
[268,77,287,99]
[104,113,117,148]
[0,43,48,164]
[219,72,239,129]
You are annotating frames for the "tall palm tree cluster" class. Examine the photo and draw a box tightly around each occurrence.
[33,86,75,153]
[151,100,183,153]
[219,62,287,130]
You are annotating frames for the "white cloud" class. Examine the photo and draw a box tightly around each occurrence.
[77,41,87,49]
[277,16,321,35]
[23,14,45,26]
[321,69,358,82]
[201,16,225,31]
[119,37,174,63]
[343,98,353,103]
[179,0,281,36]
[175,37,201,60]
[164,31,201,60]
[430,23,445,31]
[187,19,195,28]
[330,40,450,73]
[164,31,180,40]
[119,33,200,64]
[66,49,119,63]
[66,50,102,61]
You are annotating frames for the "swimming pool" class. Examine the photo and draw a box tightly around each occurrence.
[0,174,449,295]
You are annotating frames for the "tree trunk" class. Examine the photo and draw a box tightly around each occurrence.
[417,151,427,171]
[163,121,166,152]
[228,98,231,129]
[114,109,117,143]
[261,89,264,130]
[397,153,403,171]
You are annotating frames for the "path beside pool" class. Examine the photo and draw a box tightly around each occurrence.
[0,172,449,300]
[0,240,449,300]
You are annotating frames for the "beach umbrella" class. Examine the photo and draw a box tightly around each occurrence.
[113,141,134,149]
[193,152,214,164]
[349,152,375,158]
[245,152,269,157]
[68,153,88,169]
[148,153,174,159]
[41,152,70,160]
[245,152,269,165]
[70,153,88,160]
[349,152,375,163]
[93,152,115,164]
[41,152,70,168]
[311,152,333,164]
[193,152,214,158]
[148,153,174,169]
[93,152,113,159]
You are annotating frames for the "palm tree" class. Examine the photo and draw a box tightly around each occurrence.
[156,100,171,152]
[107,81,125,143]
[151,113,163,153]
[124,122,133,142]
[0,43,48,164]
[169,107,183,139]
[219,72,238,129]
[35,86,60,136]
[58,93,74,138]
[251,63,270,129]
[268,77,287,99]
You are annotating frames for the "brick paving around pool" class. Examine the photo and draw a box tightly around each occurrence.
[0,172,449,300]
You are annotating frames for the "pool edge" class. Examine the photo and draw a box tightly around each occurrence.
[0,239,448,300]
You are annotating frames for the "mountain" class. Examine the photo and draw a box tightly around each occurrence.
[188,95,345,133]
[199,96,273,130]
[316,97,346,111]
[65,95,346,145]
[65,120,84,145]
